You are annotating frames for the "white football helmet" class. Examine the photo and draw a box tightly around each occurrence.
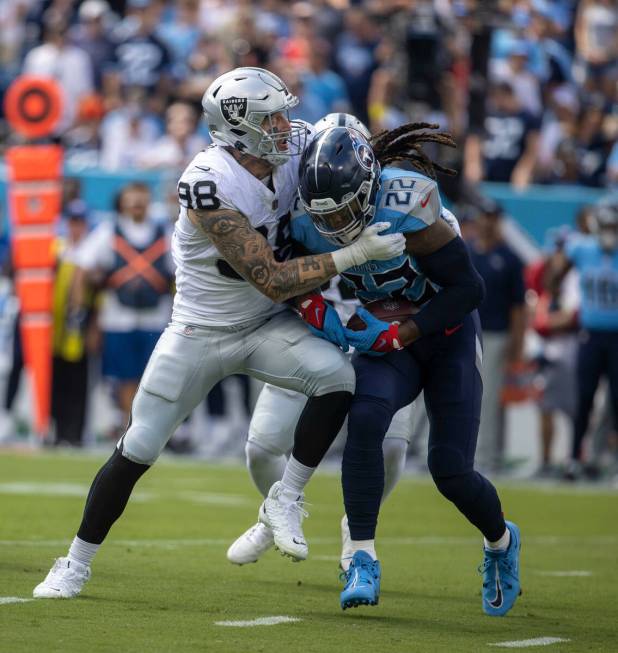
[314,113,371,140]
[202,67,308,166]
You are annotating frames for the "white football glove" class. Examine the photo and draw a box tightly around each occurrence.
[332,222,406,273]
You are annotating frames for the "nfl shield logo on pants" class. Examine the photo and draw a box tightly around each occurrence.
[221,97,248,126]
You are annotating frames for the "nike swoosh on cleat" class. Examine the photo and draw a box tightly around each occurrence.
[292,538,306,545]
[489,574,503,609]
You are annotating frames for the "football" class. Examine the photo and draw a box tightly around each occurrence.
[346,297,419,331]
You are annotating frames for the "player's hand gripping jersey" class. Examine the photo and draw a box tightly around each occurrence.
[172,132,311,327]
[291,168,461,307]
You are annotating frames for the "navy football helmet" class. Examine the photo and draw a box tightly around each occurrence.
[298,127,381,246]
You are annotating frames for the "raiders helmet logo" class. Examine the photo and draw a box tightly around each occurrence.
[221,97,247,126]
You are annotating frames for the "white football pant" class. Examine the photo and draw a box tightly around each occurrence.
[120,310,355,464]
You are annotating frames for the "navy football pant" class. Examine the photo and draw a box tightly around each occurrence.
[572,330,618,461]
[343,312,506,542]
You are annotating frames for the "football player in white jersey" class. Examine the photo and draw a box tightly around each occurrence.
[227,113,415,570]
[33,68,405,599]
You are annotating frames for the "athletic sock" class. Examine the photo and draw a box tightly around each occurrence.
[484,527,511,552]
[349,539,377,561]
[67,536,100,567]
[280,455,314,502]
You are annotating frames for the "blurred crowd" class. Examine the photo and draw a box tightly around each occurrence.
[0,0,616,189]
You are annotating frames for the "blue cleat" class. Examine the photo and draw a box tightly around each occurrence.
[340,550,381,610]
[479,521,521,617]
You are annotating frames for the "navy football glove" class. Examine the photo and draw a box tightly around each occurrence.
[298,294,349,352]
[344,307,403,356]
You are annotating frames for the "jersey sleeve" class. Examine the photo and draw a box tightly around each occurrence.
[377,175,442,233]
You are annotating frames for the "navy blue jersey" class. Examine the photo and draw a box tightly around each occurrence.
[112,33,172,90]
[483,110,540,182]
[469,242,526,332]
[291,167,460,305]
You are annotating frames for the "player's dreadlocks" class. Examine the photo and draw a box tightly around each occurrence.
[370,122,457,179]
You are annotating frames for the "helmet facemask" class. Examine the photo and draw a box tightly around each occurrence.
[250,107,308,166]
[302,171,380,246]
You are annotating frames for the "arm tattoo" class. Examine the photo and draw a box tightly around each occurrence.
[189,208,337,303]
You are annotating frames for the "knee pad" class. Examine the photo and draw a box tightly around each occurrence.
[347,397,394,450]
[245,439,280,469]
[433,472,475,503]
[427,443,470,480]
[120,425,166,465]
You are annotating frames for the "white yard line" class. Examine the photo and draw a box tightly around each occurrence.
[0,535,616,548]
[488,637,570,648]
[215,616,301,627]
[0,482,250,506]
[536,570,592,577]
[0,597,33,605]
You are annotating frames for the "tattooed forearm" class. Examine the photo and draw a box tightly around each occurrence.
[189,208,338,302]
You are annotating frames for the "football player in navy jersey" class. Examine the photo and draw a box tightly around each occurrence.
[272,124,522,616]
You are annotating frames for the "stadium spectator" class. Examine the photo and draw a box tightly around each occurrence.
[70,0,116,92]
[334,7,381,125]
[301,39,350,116]
[176,34,232,106]
[103,0,172,113]
[156,0,201,82]
[490,40,542,118]
[536,85,579,182]
[22,14,94,131]
[468,202,527,474]
[136,101,207,170]
[99,88,162,170]
[0,0,32,85]
[574,0,617,98]
[51,200,95,447]
[70,182,174,433]
[552,95,613,188]
[464,81,540,188]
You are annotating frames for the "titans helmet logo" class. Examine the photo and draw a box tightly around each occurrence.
[349,130,374,171]
[221,97,247,126]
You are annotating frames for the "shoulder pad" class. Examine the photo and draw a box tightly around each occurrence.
[378,176,441,226]
[177,151,231,211]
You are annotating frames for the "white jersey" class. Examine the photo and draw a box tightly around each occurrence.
[171,132,311,327]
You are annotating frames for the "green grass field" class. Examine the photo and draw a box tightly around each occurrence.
[0,451,616,653]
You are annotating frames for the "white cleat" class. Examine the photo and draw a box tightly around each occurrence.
[33,557,90,599]
[259,481,308,562]
[340,514,353,571]
[227,522,275,565]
